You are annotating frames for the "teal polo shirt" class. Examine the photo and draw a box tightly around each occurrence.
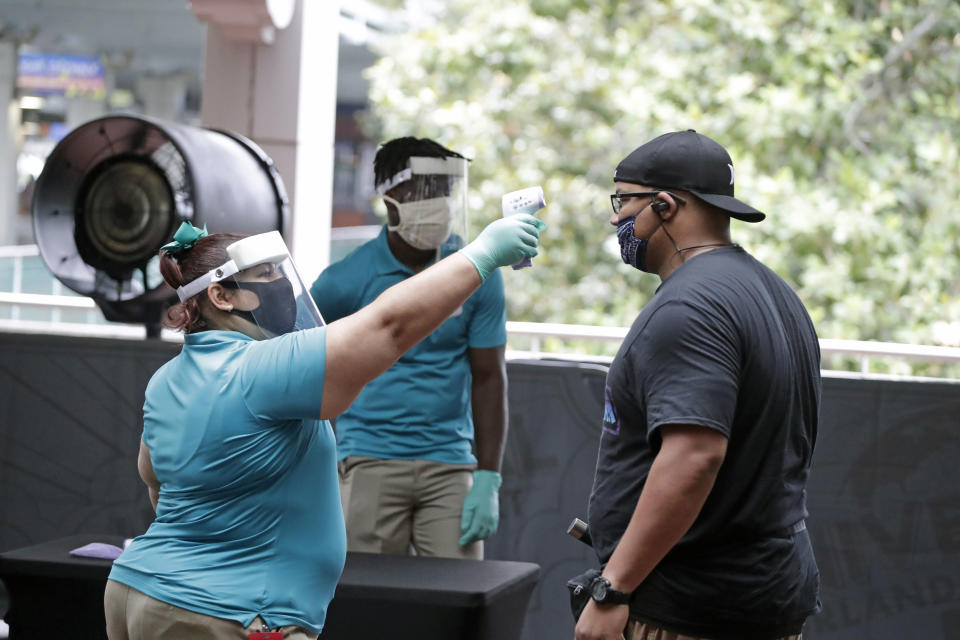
[109,329,345,634]
[309,227,506,464]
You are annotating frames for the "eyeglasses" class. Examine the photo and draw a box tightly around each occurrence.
[609,191,687,215]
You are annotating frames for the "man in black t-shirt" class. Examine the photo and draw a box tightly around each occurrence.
[575,131,821,640]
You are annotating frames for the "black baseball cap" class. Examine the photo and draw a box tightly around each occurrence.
[613,130,765,222]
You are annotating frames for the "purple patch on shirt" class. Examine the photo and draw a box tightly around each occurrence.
[602,385,620,435]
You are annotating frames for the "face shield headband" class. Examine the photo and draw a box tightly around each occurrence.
[375,156,468,196]
[175,231,324,337]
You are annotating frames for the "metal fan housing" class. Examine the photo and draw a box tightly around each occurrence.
[32,115,289,325]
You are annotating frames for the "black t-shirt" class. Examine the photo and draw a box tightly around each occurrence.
[587,245,821,639]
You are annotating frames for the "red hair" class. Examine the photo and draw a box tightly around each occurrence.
[158,233,245,333]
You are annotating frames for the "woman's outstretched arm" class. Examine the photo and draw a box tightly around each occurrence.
[320,214,542,419]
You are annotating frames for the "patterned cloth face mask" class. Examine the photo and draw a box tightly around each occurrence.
[617,216,659,273]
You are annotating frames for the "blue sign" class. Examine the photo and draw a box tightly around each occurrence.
[17,53,106,96]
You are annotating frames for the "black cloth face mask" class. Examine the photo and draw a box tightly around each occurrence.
[222,277,298,336]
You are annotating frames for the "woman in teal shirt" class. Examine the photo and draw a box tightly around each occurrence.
[104,214,543,640]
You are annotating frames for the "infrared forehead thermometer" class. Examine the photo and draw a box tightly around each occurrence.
[502,186,546,215]
[501,186,546,269]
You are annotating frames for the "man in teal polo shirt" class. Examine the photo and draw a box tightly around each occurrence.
[310,137,507,559]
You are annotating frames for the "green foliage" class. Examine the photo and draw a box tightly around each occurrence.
[364,0,960,367]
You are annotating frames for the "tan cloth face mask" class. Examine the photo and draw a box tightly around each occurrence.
[384,195,454,250]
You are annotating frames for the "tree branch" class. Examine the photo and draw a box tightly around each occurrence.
[843,6,943,154]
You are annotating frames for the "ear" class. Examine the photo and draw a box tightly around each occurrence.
[206,284,234,312]
[655,191,679,220]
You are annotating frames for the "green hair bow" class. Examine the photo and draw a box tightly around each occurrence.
[160,222,209,256]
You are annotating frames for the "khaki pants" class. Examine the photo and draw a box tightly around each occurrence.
[624,619,801,640]
[104,580,317,640]
[338,456,481,559]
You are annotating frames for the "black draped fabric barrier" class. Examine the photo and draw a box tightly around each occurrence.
[2,335,960,638]
[483,360,608,640]
[484,365,960,640]
[802,375,960,638]
[0,333,179,619]
[0,333,179,554]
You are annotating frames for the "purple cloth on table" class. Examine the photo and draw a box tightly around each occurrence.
[69,540,131,560]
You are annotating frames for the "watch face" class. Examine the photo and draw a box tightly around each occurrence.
[592,578,608,600]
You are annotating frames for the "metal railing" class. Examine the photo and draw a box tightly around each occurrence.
[4,292,959,375]
[506,321,960,374]
[3,245,960,375]
[0,244,104,326]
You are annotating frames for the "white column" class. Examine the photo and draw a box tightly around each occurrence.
[199,0,340,281]
[64,97,106,130]
[0,42,19,246]
[136,74,189,122]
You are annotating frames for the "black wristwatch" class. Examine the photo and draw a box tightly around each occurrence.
[589,575,631,605]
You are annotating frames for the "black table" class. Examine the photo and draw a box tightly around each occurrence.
[0,535,539,640]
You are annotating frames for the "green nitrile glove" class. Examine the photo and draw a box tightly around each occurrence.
[460,214,546,281]
[459,470,503,546]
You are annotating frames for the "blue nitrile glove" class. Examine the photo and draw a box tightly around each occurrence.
[459,470,503,546]
[460,214,546,282]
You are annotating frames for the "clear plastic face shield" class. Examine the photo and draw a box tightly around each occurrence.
[176,231,324,339]
[376,156,469,255]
